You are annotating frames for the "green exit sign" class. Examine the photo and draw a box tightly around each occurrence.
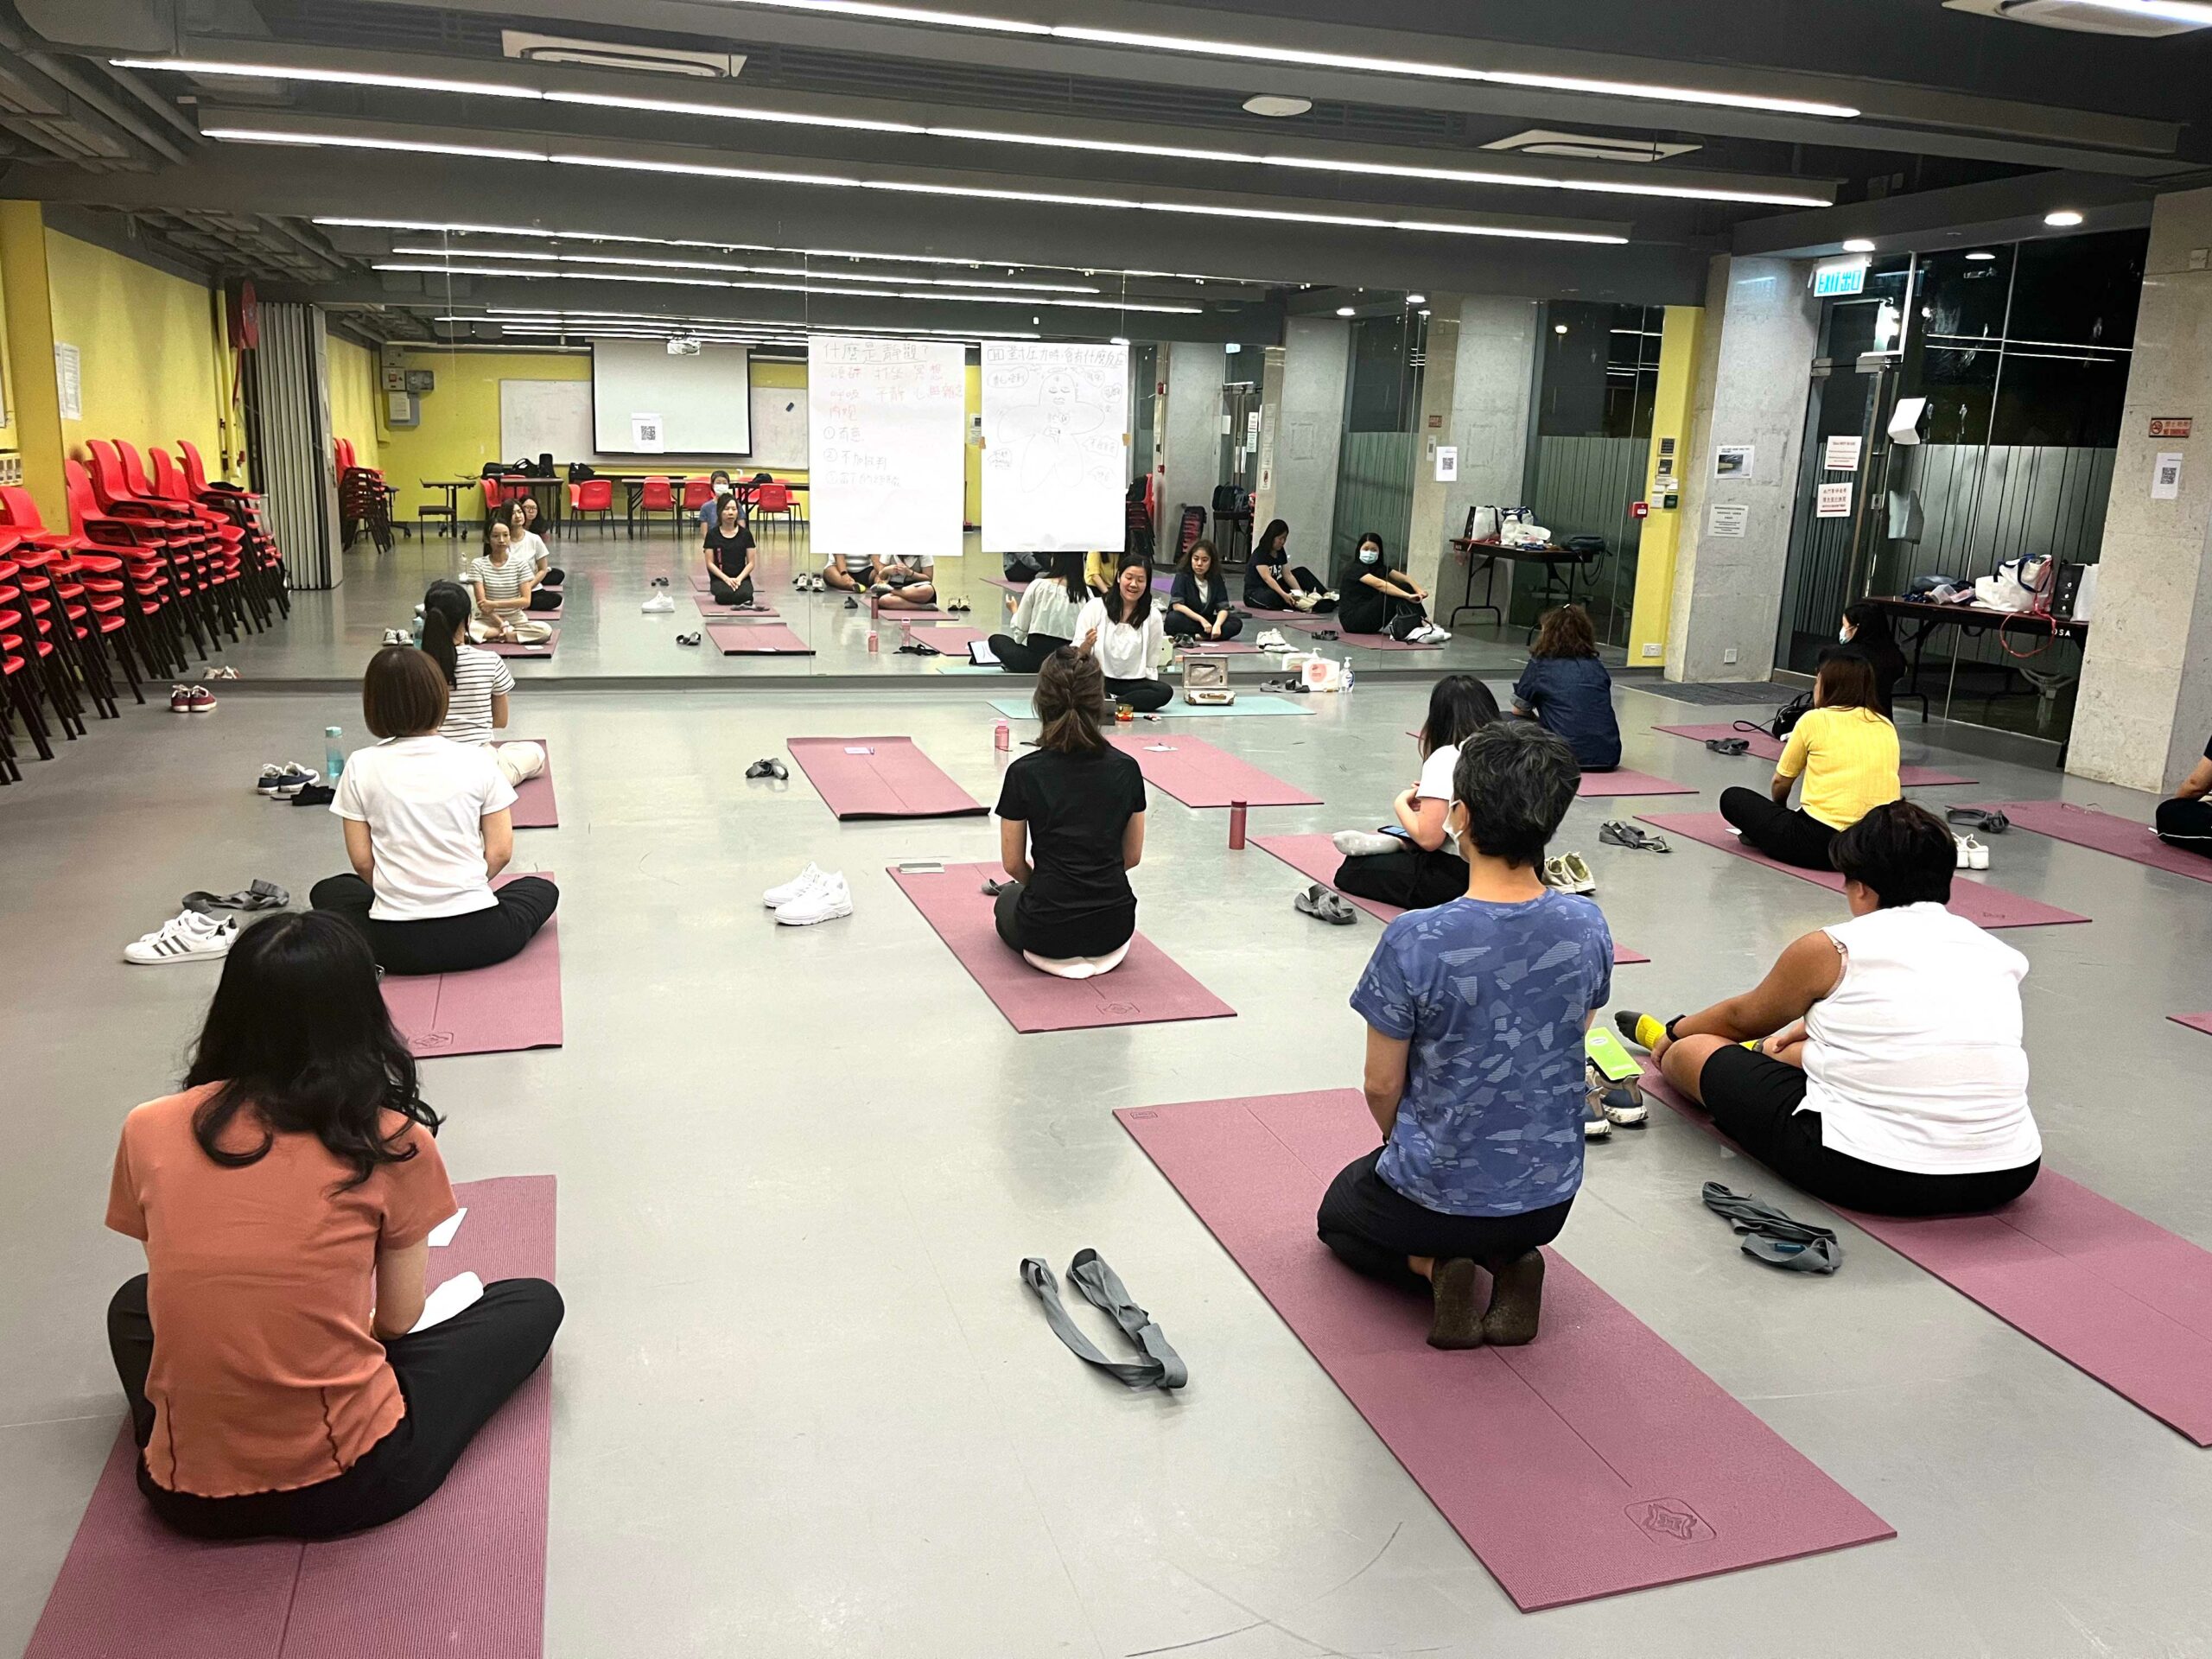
[1814,259,1869,297]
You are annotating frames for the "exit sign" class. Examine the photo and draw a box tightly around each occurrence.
[1813,259,1869,297]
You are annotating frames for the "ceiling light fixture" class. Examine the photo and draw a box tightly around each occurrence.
[1965,250,1997,261]
[1241,94,1313,118]
[201,128,546,162]
[388,243,1100,289]
[1841,238,1876,252]
[376,261,1201,309]
[1406,293,1426,303]
[543,90,925,132]
[2044,209,2085,226]
[1335,305,1357,315]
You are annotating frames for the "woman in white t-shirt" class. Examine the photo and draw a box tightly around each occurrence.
[308,648,559,977]
[1074,559,1169,713]
[465,522,551,645]
[1329,676,1501,912]
[505,502,563,611]
[420,582,545,788]
[1625,800,2040,1216]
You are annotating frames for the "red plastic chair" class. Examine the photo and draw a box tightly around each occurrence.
[678,477,715,524]
[65,461,186,676]
[753,480,798,538]
[175,438,288,620]
[567,476,615,535]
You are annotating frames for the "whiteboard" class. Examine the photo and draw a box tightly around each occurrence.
[981,341,1128,553]
[499,377,809,469]
[590,340,752,454]
[807,335,966,561]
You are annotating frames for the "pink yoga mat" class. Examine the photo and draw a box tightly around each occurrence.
[380,893,564,1058]
[787,736,985,819]
[509,739,556,829]
[484,629,556,659]
[891,862,1233,1032]
[1173,638,1262,654]
[1116,1090,1891,1607]
[25,1175,557,1659]
[1578,767,1695,798]
[895,624,987,652]
[1637,811,2089,929]
[1107,732,1319,809]
[706,622,814,655]
[693,596,780,619]
[1978,798,2212,885]
[1653,723,1976,788]
[1641,1070,2212,1445]
[2171,1013,2212,1038]
[1268,614,1440,650]
[1252,834,1649,963]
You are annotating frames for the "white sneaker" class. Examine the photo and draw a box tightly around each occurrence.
[124,910,238,964]
[1956,835,1989,870]
[774,873,851,925]
[763,862,829,908]
[1332,829,1402,858]
[1255,629,1290,652]
[641,592,676,614]
[1415,623,1452,644]
[1556,851,1597,894]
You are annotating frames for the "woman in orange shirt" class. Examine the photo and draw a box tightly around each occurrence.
[105,911,563,1539]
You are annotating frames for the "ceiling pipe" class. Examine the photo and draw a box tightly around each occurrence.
[0,17,191,164]
[99,60,207,148]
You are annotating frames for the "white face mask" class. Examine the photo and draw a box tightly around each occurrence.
[1838,625,1854,644]
[714,481,731,495]
[1358,548,1380,565]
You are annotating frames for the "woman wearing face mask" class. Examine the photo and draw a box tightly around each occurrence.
[1338,531,1448,644]
[698,470,735,529]
[1819,601,1908,719]
[1166,540,1243,643]
[1075,559,1171,713]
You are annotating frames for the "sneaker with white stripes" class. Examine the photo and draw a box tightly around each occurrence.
[763,862,830,908]
[124,910,239,965]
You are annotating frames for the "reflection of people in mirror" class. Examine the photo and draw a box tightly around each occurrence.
[995,367,1114,495]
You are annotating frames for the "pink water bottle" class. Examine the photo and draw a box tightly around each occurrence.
[1229,800,1248,849]
[993,720,1010,753]
[867,629,879,654]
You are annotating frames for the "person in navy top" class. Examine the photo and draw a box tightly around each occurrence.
[1512,604,1621,772]
[1317,722,1611,1351]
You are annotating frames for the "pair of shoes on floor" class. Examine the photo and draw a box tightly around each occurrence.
[1542,851,1596,894]
[791,572,826,593]
[676,632,702,647]
[946,597,971,613]
[1258,677,1309,694]
[1331,828,1400,858]
[124,908,238,964]
[1405,622,1451,644]
[744,758,789,780]
[895,639,943,656]
[1954,834,1990,870]
[1426,1251,1547,1350]
[1293,883,1357,925]
[1582,1058,1648,1140]
[1599,820,1669,853]
[641,592,677,613]
[1705,736,1751,755]
[168,684,216,714]
[650,575,670,588]
[290,782,335,806]
[382,627,411,646]
[204,664,241,680]
[762,862,852,925]
[255,762,319,798]
[1255,628,1292,652]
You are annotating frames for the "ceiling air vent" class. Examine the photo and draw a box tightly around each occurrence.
[1942,0,2210,37]
[1482,130,1701,163]
[500,32,746,77]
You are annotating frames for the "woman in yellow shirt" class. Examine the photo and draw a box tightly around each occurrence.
[1719,655,1900,869]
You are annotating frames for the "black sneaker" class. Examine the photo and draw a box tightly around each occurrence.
[289,783,335,806]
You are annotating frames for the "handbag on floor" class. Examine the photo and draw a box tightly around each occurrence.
[1760,691,1813,741]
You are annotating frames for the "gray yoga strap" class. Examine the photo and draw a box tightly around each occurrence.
[1701,1182,1843,1274]
[1020,1249,1187,1390]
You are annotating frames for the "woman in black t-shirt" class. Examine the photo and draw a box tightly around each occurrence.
[994,649,1148,963]
[2158,734,2212,858]
[1817,601,1909,717]
[702,498,758,607]
[1242,518,1333,613]
[1336,530,1442,641]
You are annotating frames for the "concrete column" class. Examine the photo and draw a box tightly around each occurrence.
[1252,343,1286,528]
[0,200,67,527]
[1403,299,1462,596]
[1420,295,1539,603]
[1667,254,1820,682]
[1263,316,1351,561]
[1156,340,1224,552]
[2071,187,2212,792]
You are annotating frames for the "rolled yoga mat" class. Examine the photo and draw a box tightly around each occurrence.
[1105,732,1320,809]
[1640,1069,2212,1445]
[786,737,986,819]
[706,621,815,655]
[1115,1090,1893,1609]
[508,739,556,829]
[1652,722,1976,788]
[483,629,556,659]
[379,878,564,1058]
[1973,798,2212,885]
[25,1174,558,1659]
[890,862,1233,1033]
[1251,834,1650,963]
[1637,811,2090,929]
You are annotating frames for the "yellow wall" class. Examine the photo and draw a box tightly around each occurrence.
[327,334,382,476]
[0,223,17,466]
[1626,302,1707,666]
[43,231,225,471]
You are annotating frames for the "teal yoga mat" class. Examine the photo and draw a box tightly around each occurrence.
[988,695,1314,721]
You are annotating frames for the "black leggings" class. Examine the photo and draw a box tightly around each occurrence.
[1318,1150,1573,1290]
[310,874,559,976]
[1333,847,1468,912]
[993,879,1136,960]
[1696,1043,2040,1217]
[1165,611,1244,641]
[2156,796,2212,856]
[1104,676,1172,713]
[986,632,1071,674]
[1340,593,1425,637]
[526,568,564,611]
[108,1274,563,1541]
[1719,785,1840,870]
[709,571,755,607]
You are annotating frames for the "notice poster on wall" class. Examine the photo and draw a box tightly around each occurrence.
[2152,451,2183,500]
[54,343,82,421]
[1823,435,1863,472]
[980,341,1128,553]
[1714,442,1754,480]
[1709,503,1750,538]
[809,335,967,563]
[630,413,665,453]
[1816,482,1854,518]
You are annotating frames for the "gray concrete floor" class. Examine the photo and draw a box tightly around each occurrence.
[4,639,2210,1657]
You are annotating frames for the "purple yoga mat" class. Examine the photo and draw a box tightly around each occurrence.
[2171,1013,2212,1038]
[1978,798,2212,885]
[483,629,556,659]
[706,622,814,655]
[509,739,556,829]
[693,596,780,619]
[1116,1090,1892,1608]
[1653,723,1975,788]
[25,1175,557,1659]
[1578,767,1695,798]
[891,862,1233,1032]
[1267,614,1440,650]
[786,736,985,819]
[1637,811,2089,929]
[1107,732,1319,809]
[1252,834,1650,963]
[380,882,563,1058]
[1641,1070,2212,1445]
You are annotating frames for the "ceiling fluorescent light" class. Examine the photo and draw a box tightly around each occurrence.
[858,180,1146,208]
[1141,200,1627,243]
[708,0,1048,31]
[201,127,548,162]
[113,57,541,99]
[544,90,925,132]
[385,262,1197,309]
[389,244,1100,289]
[547,152,861,187]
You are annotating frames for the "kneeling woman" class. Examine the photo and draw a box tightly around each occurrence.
[1626,801,2040,1217]
[310,646,559,976]
[105,911,563,1539]
[1332,675,1501,911]
[1076,558,1171,713]
[1165,539,1243,643]
[988,552,1087,673]
[1719,653,1897,870]
[994,649,1147,963]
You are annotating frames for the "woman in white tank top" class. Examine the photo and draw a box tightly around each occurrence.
[1619,801,2039,1217]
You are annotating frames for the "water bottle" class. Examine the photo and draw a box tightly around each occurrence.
[993,720,1010,753]
[324,726,345,783]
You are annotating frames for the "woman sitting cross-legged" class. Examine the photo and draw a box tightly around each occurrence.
[104,910,563,1540]
[1337,530,1446,644]
[1242,518,1333,613]
[987,552,1088,673]
[1165,539,1243,645]
[419,582,545,789]
[993,648,1147,972]
[1512,603,1620,772]
[1075,557,1171,713]
[1317,722,1609,1349]
[1619,801,2040,1217]
[2156,731,2212,858]
[505,501,563,611]
[310,646,559,976]
[702,496,757,607]
[1330,675,1501,911]
[465,521,551,645]
[1719,653,1898,870]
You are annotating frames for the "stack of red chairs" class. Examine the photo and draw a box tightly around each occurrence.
[0,484,137,779]
[337,438,396,553]
[176,438,289,620]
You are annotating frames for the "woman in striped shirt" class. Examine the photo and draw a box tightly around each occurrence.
[505,502,563,612]
[466,521,551,645]
[420,582,543,787]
